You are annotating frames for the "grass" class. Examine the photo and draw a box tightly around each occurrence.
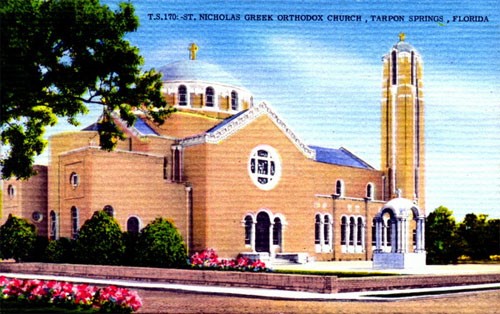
[271,269,400,277]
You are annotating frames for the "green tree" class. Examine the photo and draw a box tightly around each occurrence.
[74,211,125,265]
[425,206,462,264]
[134,218,187,268]
[1,0,174,179]
[0,215,37,262]
[457,213,490,260]
[486,219,500,257]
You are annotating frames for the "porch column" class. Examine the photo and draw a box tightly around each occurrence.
[375,218,382,252]
[396,219,403,253]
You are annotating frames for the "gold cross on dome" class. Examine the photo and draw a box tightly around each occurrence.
[188,43,198,60]
[399,32,406,42]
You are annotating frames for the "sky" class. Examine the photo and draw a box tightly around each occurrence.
[41,0,499,220]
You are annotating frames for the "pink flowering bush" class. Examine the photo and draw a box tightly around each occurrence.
[0,276,142,313]
[189,248,269,272]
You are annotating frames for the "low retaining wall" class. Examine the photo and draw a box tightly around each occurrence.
[337,273,500,292]
[0,263,337,294]
[1,263,499,294]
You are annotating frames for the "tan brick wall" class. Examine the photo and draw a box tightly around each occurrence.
[55,148,188,241]
[1,166,48,236]
[183,114,385,260]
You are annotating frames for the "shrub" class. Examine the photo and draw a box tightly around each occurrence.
[121,232,138,266]
[0,215,37,262]
[45,238,75,263]
[0,276,142,313]
[134,218,187,268]
[189,248,269,272]
[74,211,125,265]
[25,236,49,262]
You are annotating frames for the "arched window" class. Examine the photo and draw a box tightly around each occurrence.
[231,90,238,110]
[349,217,355,246]
[69,172,79,188]
[178,85,188,106]
[49,211,58,240]
[205,87,214,107]
[335,180,344,197]
[127,216,140,234]
[244,215,253,245]
[323,215,330,245]
[357,217,363,246]
[273,217,282,246]
[71,206,79,239]
[391,50,397,85]
[314,214,321,245]
[7,184,15,199]
[103,205,114,217]
[340,216,347,245]
[366,183,374,199]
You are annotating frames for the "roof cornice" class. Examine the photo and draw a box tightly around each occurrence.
[180,102,315,159]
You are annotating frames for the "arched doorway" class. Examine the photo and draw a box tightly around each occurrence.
[255,212,271,252]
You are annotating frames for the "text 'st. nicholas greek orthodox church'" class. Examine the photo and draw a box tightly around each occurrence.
[1,35,427,266]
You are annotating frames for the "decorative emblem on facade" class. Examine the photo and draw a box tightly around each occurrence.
[248,145,281,190]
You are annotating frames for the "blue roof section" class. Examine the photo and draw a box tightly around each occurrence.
[309,145,374,170]
[205,109,249,134]
[159,60,243,87]
[81,122,100,131]
[133,118,159,136]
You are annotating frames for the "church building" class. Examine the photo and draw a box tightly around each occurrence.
[1,35,426,263]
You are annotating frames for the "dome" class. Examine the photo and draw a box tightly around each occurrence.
[393,41,417,53]
[391,33,418,53]
[158,60,243,88]
[381,197,421,218]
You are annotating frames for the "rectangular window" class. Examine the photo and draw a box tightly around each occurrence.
[163,157,169,180]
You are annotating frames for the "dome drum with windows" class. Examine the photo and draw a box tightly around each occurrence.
[159,43,253,119]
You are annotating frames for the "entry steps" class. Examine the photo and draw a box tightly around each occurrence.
[240,252,311,266]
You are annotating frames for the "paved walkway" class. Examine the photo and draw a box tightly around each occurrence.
[2,263,499,302]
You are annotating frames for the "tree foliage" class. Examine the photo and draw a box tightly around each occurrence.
[425,206,462,264]
[74,210,125,265]
[457,214,499,260]
[44,237,75,263]
[426,206,500,264]
[134,218,187,268]
[1,0,174,179]
[0,215,37,262]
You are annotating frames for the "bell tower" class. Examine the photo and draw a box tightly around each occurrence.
[381,33,425,209]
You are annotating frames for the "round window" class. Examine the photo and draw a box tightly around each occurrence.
[32,211,43,223]
[248,145,281,191]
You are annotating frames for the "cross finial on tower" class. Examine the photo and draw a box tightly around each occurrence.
[399,32,406,42]
[188,43,198,60]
